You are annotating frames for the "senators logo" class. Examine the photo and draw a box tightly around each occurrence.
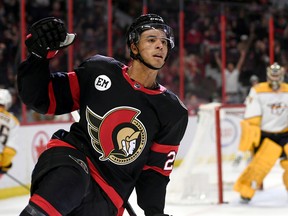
[86,106,147,165]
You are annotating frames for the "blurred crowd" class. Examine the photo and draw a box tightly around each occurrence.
[1,0,288,121]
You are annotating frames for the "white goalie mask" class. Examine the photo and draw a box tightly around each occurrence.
[0,89,12,110]
[267,62,284,91]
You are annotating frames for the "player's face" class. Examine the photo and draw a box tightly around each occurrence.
[137,29,169,68]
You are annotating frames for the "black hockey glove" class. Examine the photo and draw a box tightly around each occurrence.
[25,17,76,59]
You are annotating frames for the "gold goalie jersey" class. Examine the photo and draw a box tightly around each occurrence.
[0,107,20,152]
[244,82,288,133]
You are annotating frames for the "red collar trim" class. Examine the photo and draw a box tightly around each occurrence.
[122,66,166,95]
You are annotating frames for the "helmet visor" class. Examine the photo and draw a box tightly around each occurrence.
[132,23,175,49]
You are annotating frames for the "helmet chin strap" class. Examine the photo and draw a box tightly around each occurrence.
[131,46,168,70]
[135,53,164,70]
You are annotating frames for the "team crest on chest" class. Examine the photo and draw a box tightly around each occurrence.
[268,102,288,115]
[86,106,147,165]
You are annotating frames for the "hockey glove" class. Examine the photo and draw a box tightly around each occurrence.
[0,163,12,174]
[25,17,76,59]
[0,146,16,173]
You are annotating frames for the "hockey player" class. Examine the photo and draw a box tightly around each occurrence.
[0,89,19,174]
[17,14,188,216]
[233,62,288,202]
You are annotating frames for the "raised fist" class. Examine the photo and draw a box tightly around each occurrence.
[25,17,76,59]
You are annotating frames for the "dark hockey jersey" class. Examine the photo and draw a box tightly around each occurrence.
[17,54,188,214]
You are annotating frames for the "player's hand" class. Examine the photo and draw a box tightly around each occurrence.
[0,163,12,174]
[25,17,76,59]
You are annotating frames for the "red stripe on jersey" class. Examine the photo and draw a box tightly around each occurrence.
[47,139,76,149]
[30,194,61,216]
[143,165,171,176]
[46,50,59,59]
[67,72,80,110]
[122,66,167,95]
[46,139,124,216]
[150,142,179,154]
[86,158,125,216]
[47,81,56,115]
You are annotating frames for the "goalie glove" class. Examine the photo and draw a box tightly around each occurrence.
[25,17,76,59]
[0,146,16,173]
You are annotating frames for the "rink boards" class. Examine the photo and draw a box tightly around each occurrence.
[0,116,198,199]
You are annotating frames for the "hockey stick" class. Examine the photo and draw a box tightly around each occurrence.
[125,202,137,216]
[5,172,30,191]
[70,111,137,216]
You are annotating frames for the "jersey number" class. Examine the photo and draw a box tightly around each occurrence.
[0,124,10,146]
[164,151,176,171]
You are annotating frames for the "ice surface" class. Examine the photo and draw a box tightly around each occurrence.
[0,165,287,216]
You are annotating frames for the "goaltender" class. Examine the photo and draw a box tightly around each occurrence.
[234,62,288,202]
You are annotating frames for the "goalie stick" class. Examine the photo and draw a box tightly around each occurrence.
[5,172,30,191]
[70,111,137,216]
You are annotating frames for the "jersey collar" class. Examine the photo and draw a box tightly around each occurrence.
[122,66,166,95]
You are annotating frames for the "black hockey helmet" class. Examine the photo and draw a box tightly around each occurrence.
[126,14,174,69]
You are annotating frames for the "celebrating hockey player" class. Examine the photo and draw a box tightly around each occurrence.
[17,14,188,216]
[0,89,19,174]
[234,62,288,202]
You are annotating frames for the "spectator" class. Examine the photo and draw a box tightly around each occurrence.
[214,49,247,104]
[250,74,259,87]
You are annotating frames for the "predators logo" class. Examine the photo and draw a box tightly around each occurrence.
[86,106,147,165]
[268,102,288,115]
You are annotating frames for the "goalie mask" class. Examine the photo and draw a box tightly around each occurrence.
[126,14,175,70]
[0,89,12,110]
[267,62,284,91]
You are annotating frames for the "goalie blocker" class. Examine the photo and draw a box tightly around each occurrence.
[238,119,261,152]
[232,117,261,167]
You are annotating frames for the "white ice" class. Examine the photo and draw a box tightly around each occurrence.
[0,164,287,216]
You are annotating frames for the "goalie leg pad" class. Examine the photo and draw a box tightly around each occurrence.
[238,120,261,152]
[280,144,288,190]
[280,159,288,191]
[234,138,282,199]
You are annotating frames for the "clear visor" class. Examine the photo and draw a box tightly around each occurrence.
[134,23,175,49]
